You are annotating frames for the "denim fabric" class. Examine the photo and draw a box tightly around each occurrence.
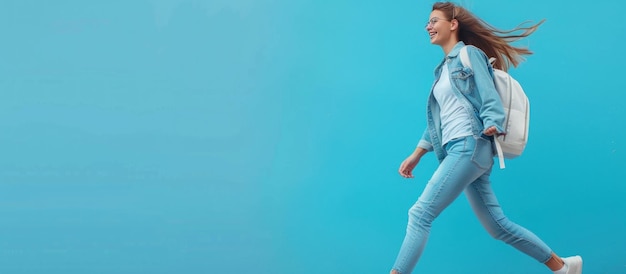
[418,41,506,162]
[392,135,553,274]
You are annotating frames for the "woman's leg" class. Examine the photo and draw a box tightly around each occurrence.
[391,137,489,274]
[464,171,561,269]
[545,253,565,271]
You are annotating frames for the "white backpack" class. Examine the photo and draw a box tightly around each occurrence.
[460,46,530,169]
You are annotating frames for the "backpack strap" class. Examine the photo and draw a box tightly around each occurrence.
[493,137,506,169]
[459,46,506,169]
[459,46,471,68]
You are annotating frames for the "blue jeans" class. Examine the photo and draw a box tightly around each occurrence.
[392,135,553,274]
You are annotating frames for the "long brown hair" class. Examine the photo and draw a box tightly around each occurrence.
[433,2,544,71]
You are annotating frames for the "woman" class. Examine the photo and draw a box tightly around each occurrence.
[390,2,582,274]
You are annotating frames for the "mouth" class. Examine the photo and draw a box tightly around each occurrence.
[429,31,437,39]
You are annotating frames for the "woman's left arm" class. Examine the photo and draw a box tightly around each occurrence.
[466,46,506,134]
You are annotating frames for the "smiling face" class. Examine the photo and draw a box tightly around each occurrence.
[426,9,457,47]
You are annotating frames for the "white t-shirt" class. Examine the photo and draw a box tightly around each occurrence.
[433,64,473,145]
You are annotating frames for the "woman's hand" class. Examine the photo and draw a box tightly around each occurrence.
[483,126,498,136]
[398,153,421,178]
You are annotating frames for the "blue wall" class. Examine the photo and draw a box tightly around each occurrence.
[1,0,625,273]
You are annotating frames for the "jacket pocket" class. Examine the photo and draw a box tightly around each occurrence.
[450,66,474,95]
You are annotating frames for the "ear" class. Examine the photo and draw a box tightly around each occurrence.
[450,19,459,31]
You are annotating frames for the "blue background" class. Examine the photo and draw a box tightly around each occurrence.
[1,0,625,273]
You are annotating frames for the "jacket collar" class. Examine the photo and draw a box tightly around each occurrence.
[446,41,466,59]
[433,41,466,76]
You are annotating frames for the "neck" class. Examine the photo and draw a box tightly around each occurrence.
[441,38,459,56]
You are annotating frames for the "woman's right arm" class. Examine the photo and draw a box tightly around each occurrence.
[398,146,428,178]
[417,128,433,152]
[399,129,431,178]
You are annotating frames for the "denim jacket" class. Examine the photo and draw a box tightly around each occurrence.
[417,41,506,162]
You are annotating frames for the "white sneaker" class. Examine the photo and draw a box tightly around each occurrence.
[562,256,583,274]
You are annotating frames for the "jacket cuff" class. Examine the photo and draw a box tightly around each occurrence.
[417,140,434,152]
[483,121,506,135]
